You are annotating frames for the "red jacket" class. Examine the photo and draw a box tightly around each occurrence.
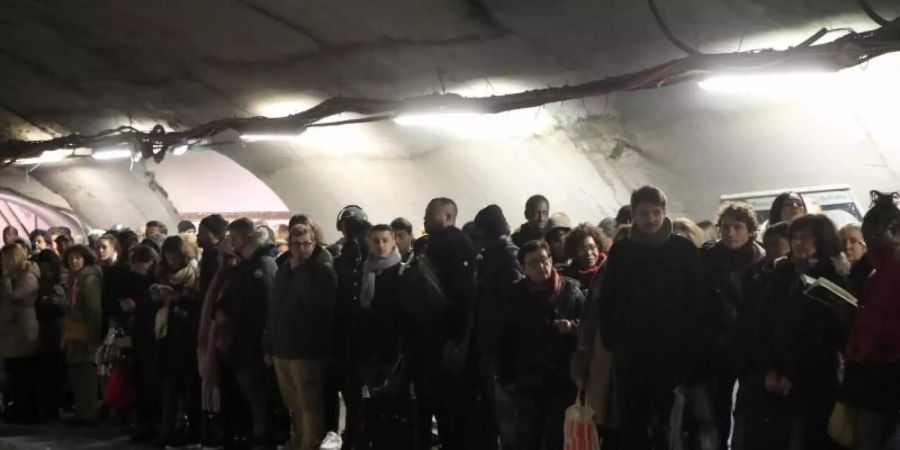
[847,249,900,364]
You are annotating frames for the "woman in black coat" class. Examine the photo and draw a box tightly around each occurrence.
[733,214,848,450]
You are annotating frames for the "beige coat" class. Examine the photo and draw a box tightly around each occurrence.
[571,265,615,426]
[0,263,41,359]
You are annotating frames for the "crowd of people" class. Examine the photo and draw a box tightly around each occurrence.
[0,185,897,450]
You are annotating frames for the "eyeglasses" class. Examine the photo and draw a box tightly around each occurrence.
[524,256,552,268]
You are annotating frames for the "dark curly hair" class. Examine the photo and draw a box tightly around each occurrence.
[789,214,841,259]
[717,201,760,235]
[63,244,98,270]
[563,222,610,261]
[861,190,900,249]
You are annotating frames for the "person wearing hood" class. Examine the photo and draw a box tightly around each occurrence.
[499,240,584,450]
[213,218,277,448]
[731,214,847,450]
[471,205,523,450]
[843,191,900,450]
[403,197,478,450]
[61,244,104,426]
[691,202,765,449]
[512,195,551,247]
[545,213,573,271]
[599,185,704,450]
[561,222,609,293]
[354,224,413,450]
[0,243,41,424]
[267,223,337,450]
[331,214,372,445]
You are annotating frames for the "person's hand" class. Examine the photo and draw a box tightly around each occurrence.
[764,370,781,393]
[119,298,136,313]
[775,376,793,397]
[554,319,575,334]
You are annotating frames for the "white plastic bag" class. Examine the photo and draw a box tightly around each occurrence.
[564,393,601,450]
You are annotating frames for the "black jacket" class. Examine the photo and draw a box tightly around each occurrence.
[356,263,412,393]
[401,227,478,382]
[267,246,337,360]
[219,245,277,368]
[735,258,847,412]
[511,223,546,248]
[599,221,704,386]
[698,240,765,376]
[101,263,130,332]
[334,236,368,365]
[499,276,584,390]
[474,236,523,366]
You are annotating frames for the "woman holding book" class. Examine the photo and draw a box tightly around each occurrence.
[732,214,848,450]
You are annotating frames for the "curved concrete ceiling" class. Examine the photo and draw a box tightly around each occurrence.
[1,0,898,232]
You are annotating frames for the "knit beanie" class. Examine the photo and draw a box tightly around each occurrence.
[474,204,511,239]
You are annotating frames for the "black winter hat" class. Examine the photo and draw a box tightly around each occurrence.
[474,204,511,238]
[199,214,229,239]
[178,220,196,234]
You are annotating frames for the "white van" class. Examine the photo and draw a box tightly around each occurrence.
[721,185,865,229]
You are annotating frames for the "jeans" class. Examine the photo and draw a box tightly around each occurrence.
[67,362,99,420]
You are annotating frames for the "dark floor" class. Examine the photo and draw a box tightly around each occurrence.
[0,421,143,450]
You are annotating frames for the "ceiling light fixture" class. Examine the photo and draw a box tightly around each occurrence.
[91,148,133,161]
[172,145,189,156]
[13,149,73,166]
[698,72,833,94]
[239,134,305,143]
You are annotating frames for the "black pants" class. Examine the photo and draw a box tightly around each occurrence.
[160,372,201,439]
[325,362,362,442]
[513,383,576,450]
[358,392,414,450]
[617,364,677,450]
[414,369,471,450]
[4,356,40,423]
[219,361,271,443]
[36,351,64,420]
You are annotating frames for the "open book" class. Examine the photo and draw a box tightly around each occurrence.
[800,274,858,318]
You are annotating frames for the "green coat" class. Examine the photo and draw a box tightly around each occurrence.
[63,265,103,364]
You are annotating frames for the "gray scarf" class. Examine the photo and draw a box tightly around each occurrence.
[360,248,402,309]
[629,217,674,247]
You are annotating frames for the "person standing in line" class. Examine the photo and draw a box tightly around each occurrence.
[61,245,104,427]
[599,186,705,450]
[499,240,583,450]
[512,195,551,247]
[0,244,41,424]
[267,224,337,450]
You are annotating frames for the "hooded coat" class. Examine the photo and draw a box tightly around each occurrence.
[63,265,104,364]
[0,262,41,358]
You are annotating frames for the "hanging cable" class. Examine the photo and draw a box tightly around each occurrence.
[647,0,700,55]
[854,0,891,26]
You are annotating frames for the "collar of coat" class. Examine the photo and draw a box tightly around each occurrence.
[628,217,674,247]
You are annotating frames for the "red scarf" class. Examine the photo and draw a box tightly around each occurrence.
[526,269,563,303]
[574,253,606,287]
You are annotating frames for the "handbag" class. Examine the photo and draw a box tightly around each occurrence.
[103,365,136,410]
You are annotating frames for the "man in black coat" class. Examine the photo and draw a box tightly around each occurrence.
[599,186,705,450]
[472,204,523,450]
[402,197,478,450]
[198,214,229,300]
[218,218,278,447]
[331,215,372,447]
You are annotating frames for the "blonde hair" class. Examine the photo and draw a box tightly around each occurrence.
[1,244,29,276]
[673,217,707,248]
